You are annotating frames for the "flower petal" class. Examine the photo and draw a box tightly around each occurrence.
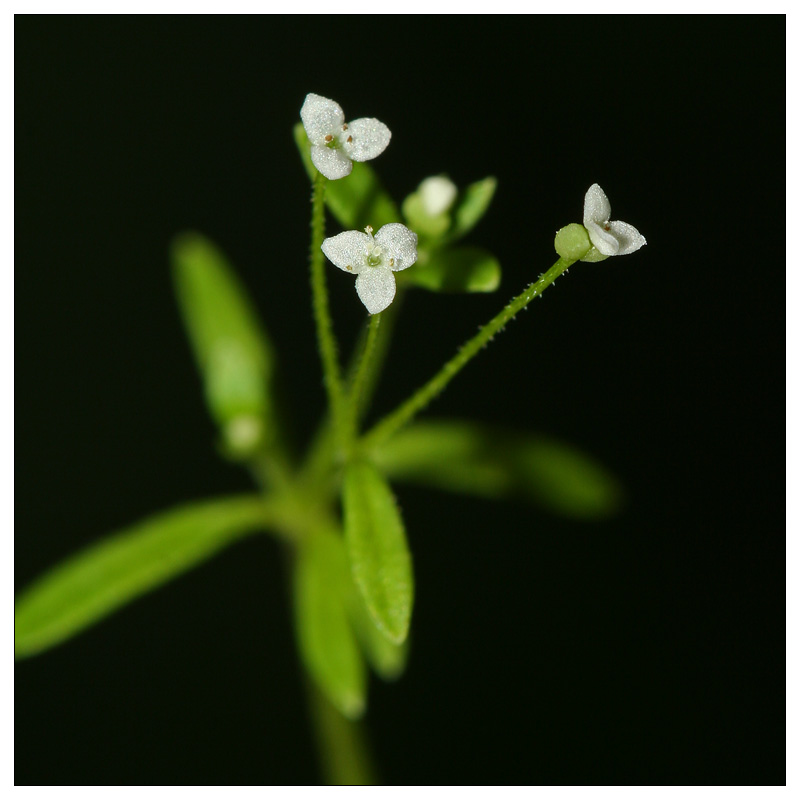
[321,230,371,273]
[374,223,418,272]
[301,93,345,144]
[585,220,621,256]
[355,268,396,314]
[310,145,353,181]
[583,183,612,227]
[341,118,391,163]
[608,220,646,255]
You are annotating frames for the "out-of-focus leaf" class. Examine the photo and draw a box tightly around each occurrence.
[401,192,451,239]
[448,176,497,242]
[293,123,399,230]
[374,419,624,520]
[400,245,501,293]
[171,233,277,456]
[343,461,413,645]
[15,495,270,659]
[294,529,367,719]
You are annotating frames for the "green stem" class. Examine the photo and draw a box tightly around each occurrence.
[361,256,576,451]
[309,170,347,452]
[307,680,378,785]
[346,312,382,445]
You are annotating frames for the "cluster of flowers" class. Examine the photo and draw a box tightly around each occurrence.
[301,93,645,315]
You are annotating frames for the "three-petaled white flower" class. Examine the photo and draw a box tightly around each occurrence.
[321,224,418,315]
[301,93,391,181]
[583,183,646,260]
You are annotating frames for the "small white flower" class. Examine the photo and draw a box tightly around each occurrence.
[583,183,646,258]
[418,175,458,217]
[301,93,391,181]
[322,223,418,314]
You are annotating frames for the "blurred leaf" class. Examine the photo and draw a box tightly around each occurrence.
[171,232,277,455]
[448,176,497,242]
[348,583,408,681]
[15,495,270,659]
[401,192,451,239]
[374,420,624,520]
[294,529,367,719]
[400,245,501,293]
[343,461,413,645]
[293,123,399,230]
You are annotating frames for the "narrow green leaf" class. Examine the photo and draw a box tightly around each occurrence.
[448,176,497,242]
[374,420,624,520]
[294,529,367,720]
[400,245,501,293]
[15,495,270,658]
[348,585,408,681]
[343,461,413,645]
[293,123,399,230]
[171,232,277,455]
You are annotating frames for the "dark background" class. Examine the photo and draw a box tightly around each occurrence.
[16,16,785,786]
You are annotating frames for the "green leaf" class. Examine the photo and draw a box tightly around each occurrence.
[448,176,497,242]
[343,461,413,645]
[171,232,277,456]
[294,529,367,719]
[15,495,270,659]
[400,245,501,293]
[374,420,624,520]
[293,123,399,230]
[348,584,408,681]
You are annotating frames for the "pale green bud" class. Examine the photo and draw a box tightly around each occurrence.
[554,223,592,261]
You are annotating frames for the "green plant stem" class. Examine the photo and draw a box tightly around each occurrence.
[309,170,347,452]
[346,312,382,445]
[361,256,577,451]
[307,680,377,785]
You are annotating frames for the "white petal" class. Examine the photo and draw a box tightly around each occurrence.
[608,220,646,255]
[583,183,612,227]
[301,93,344,144]
[585,219,621,256]
[321,230,370,273]
[341,118,391,162]
[374,223,418,272]
[310,145,352,180]
[355,268,396,314]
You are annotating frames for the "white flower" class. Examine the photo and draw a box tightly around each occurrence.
[418,176,458,217]
[301,93,391,181]
[583,183,646,259]
[321,224,418,314]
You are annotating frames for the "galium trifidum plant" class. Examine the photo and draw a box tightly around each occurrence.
[15,93,646,784]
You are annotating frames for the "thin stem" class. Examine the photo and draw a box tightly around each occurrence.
[361,256,577,451]
[307,680,377,785]
[345,312,382,445]
[352,289,403,427]
[309,170,347,451]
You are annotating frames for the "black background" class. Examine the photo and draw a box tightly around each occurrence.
[16,16,785,786]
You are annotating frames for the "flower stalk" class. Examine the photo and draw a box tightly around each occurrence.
[309,171,348,453]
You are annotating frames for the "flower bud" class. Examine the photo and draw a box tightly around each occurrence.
[554,223,592,260]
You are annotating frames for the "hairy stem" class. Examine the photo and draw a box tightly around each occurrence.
[361,256,577,451]
[309,170,347,452]
[345,312,382,446]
